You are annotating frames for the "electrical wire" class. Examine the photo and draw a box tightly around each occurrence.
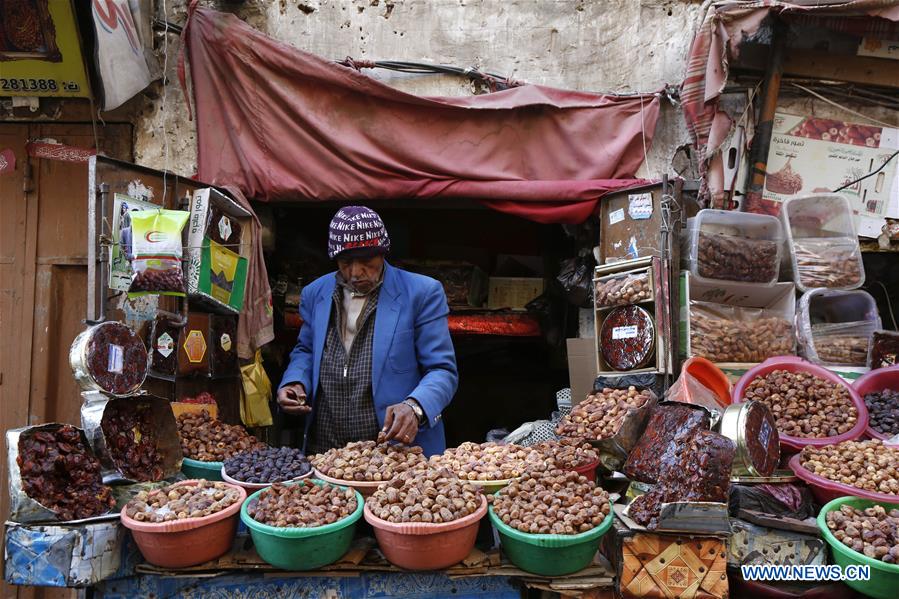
[832,149,899,193]
[790,82,898,128]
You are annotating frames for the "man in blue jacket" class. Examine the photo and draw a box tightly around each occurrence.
[276,206,458,456]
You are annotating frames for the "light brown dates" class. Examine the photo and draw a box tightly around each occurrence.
[800,440,899,495]
[124,479,241,523]
[428,441,551,481]
[827,504,899,563]
[366,467,483,524]
[247,481,357,528]
[555,387,653,440]
[310,440,427,482]
[177,410,266,462]
[490,469,610,535]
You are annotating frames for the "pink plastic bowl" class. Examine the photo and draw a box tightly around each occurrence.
[732,356,869,451]
[121,479,246,568]
[852,365,899,441]
[788,453,899,505]
[363,495,488,570]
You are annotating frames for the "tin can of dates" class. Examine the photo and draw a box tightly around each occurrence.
[718,401,780,477]
[599,305,656,371]
[69,322,148,397]
[6,424,117,524]
[81,396,183,484]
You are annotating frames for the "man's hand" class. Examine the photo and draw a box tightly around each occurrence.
[380,402,419,445]
[277,383,311,415]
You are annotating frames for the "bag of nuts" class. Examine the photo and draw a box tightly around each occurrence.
[688,301,795,363]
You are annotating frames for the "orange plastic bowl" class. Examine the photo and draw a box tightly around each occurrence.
[363,495,488,570]
[314,469,386,497]
[120,479,246,568]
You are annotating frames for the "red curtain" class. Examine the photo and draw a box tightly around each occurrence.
[180,6,661,224]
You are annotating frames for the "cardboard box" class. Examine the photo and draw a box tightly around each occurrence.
[679,271,797,368]
[487,277,544,311]
[187,188,251,314]
[594,258,671,376]
[567,337,598,406]
[4,519,137,587]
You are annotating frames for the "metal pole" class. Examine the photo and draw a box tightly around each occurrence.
[744,17,787,211]
[98,182,110,322]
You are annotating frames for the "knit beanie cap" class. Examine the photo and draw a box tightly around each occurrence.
[327,206,391,260]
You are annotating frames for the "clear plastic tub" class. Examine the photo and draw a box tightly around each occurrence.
[593,270,652,308]
[796,289,881,366]
[781,194,864,292]
[685,209,783,285]
[689,301,795,363]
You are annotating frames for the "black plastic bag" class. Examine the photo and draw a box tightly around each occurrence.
[556,251,594,308]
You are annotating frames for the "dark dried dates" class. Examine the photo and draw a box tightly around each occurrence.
[17,426,116,520]
[101,401,164,481]
[367,468,483,524]
[224,446,311,484]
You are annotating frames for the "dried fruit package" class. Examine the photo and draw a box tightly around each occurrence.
[128,209,190,297]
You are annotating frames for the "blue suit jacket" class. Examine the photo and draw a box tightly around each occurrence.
[280,262,458,456]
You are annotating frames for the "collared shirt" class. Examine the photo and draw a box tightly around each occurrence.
[306,281,381,454]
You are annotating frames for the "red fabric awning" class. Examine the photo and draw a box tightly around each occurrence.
[180,6,661,224]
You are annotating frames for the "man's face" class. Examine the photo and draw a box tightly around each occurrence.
[337,254,385,294]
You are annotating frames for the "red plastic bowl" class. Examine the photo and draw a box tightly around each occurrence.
[852,365,899,441]
[121,479,246,568]
[788,453,899,505]
[363,495,488,570]
[572,460,600,483]
[732,356,869,451]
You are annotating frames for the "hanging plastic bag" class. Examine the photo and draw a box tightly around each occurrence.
[556,251,594,308]
[239,350,274,427]
[128,209,190,297]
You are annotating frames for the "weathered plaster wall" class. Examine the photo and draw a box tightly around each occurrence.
[134,0,708,179]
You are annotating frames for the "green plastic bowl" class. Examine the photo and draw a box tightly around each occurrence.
[240,479,363,571]
[488,500,614,576]
[817,496,899,599]
[181,457,224,481]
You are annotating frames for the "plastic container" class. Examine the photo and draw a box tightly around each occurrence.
[488,501,614,576]
[666,357,732,410]
[817,496,899,599]
[788,453,899,505]
[593,269,653,309]
[120,479,246,568]
[796,289,880,367]
[363,495,487,570]
[781,194,864,293]
[182,457,224,481]
[853,365,899,441]
[240,480,363,570]
[221,466,312,493]
[313,469,386,497]
[732,356,869,451]
[686,209,783,286]
[689,301,795,364]
[572,460,601,483]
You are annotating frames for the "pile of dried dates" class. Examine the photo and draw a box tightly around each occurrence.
[129,268,185,294]
[367,468,483,524]
[310,440,427,482]
[429,441,549,481]
[17,426,116,520]
[532,438,599,470]
[224,446,311,484]
[490,469,610,535]
[594,273,651,308]
[124,480,241,522]
[799,440,899,495]
[556,387,654,440]
[826,504,899,563]
[101,401,164,481]
[246,481,358,527]
[696,232,779,283]
[177,411,266,462]
[742,370,857,439]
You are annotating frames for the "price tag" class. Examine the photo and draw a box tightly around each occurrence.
[612,325,638,340]
[609,208,625,225]
[108,344,124,373]
[628,193,653,220]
